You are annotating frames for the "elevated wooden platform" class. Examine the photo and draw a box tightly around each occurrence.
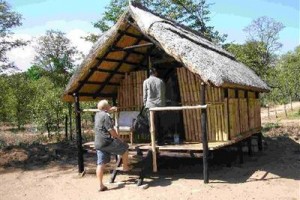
[83,128,260,152]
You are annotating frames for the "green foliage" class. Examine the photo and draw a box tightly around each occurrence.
[87,0,227,43]
[0,75,14,121]
[26,65,45,80]
[0,0,27,72]
[30,77,65,132]
[33,30,81,86]
[225,41,269,78]
[266,46,300,105]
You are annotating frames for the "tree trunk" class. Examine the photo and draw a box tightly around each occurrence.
[274,106,278,118]
[46,123,51,138]
[284,104,288,117]
[65,115,68,140]
[290,96,293,111]
[56,112,60,133]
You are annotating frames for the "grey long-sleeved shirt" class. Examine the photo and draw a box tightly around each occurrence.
[143,75,166,108]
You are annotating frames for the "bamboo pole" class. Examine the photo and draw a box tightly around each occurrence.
[178,68,189,141]
[194,75,202,141]
[186,69,196,141]
[149,110,157,172]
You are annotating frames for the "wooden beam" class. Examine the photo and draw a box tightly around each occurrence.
[74,94,84,173]
[95,68,125,75]
[149,105,207,111]
[71,25,130,94]
[69,92,116,98]
[117,30,146,40]
[93,37,146,98]
[123,42,153,50]
[200,83,209,184]
[149,110,157,172]
[79,80,120,86]
[101,58,146,68]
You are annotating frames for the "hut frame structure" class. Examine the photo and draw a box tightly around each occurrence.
[63,3,269,184]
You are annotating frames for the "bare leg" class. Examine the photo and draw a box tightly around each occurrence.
[96,164,106,190]
[122,151,130,171]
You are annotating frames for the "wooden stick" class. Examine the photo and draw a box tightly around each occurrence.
[149,110,157,172]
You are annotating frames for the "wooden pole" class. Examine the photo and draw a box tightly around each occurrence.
[200,83,209,184]
[68,103,73,141]
[257,132,263,151]
[149,110,157,172]
[65,115,68,140]
[74,94,84,173]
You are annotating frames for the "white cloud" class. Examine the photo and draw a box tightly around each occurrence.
[7,29,95,71]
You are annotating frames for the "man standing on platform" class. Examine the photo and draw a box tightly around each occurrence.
[143,68,166,145]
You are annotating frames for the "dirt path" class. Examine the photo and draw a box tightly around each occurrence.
[1,132,299,200]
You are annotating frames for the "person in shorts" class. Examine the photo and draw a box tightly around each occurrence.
[94,100,129,192]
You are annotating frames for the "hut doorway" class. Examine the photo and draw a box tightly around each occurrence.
[154,64,185,144]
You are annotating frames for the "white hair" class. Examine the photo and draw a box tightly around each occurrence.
[97,100,109,110]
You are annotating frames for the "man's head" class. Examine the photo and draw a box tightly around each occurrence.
[149,68,158,77]
[97,100,111,111]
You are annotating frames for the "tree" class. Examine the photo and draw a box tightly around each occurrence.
[33,30,81,86]
[0,0,27,72]
[243,16,285,67]
[225,41,268,78]
[6,73,36,129]
[0,75,14,122]
[87,0,227,43]
[31,77,65,137]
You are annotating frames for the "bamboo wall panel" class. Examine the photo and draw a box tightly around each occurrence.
[177,67,228,142]
[117,71,147,110]
[228,98,240,138]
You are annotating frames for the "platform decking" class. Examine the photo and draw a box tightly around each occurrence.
[83,128,260,152]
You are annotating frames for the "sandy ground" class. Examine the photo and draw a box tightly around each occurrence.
[0,105,299,200]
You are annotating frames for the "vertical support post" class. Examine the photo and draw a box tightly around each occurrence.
[257,132,263,151]
[238,142,244,164]
[247,137,253,156]
[149,110,157,172]
[200,83,209,184]
[74,94,84,173]
[68,103,73,140]
[147,55,151,77]
[65,115,68,139]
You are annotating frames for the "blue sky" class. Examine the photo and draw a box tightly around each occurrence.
[7,0,300,70]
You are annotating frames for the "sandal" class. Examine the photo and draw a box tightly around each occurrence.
[98,186,108,192]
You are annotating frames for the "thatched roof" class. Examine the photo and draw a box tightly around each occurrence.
[63,3,269,102]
